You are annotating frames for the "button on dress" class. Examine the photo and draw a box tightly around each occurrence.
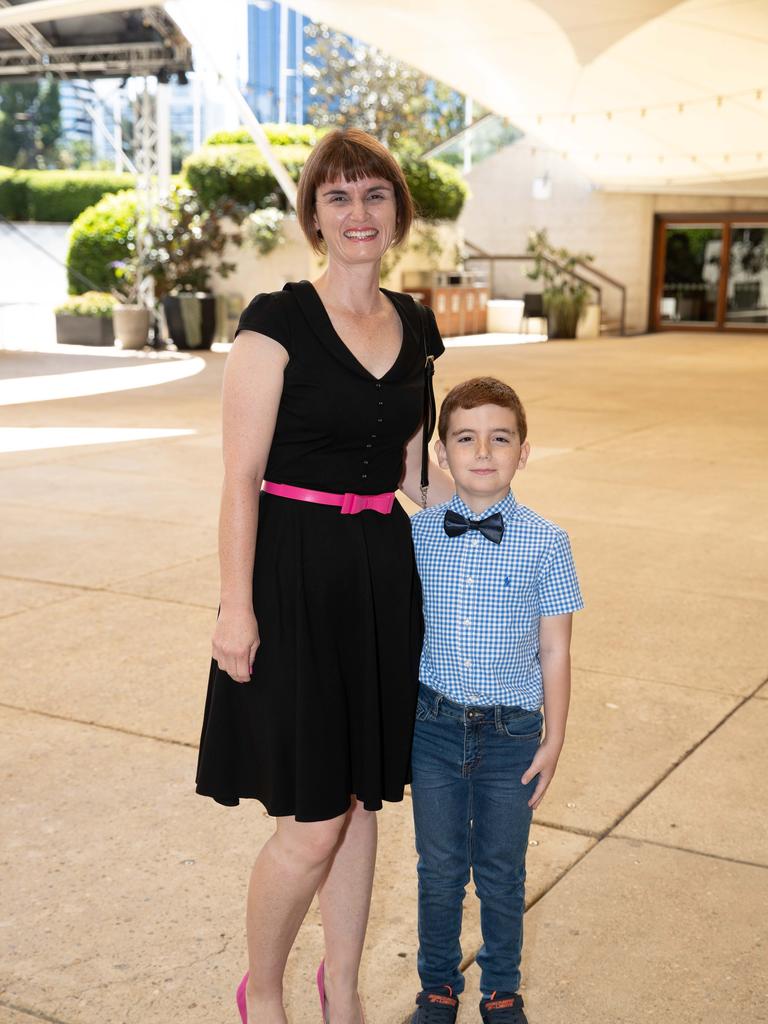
[195,280,445,821]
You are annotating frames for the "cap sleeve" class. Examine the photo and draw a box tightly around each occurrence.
[422,303,445,360]
[235,291,292,357]
[538,530,584,617]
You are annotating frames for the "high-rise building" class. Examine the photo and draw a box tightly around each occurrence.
[246,0,312,124]
[59,81,96,149]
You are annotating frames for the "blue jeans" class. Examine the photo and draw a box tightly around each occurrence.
[411,683,543,997]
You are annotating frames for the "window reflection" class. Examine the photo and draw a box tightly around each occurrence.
[660,226,722,323]
[727,225,768,325]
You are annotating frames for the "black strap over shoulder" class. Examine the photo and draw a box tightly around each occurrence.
[386,290,437,508]
[418,302,437,506]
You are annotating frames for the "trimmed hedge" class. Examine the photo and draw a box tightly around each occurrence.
[66,189,138,294]
[183,144,311,209]
[205,124,321,147]
[401,158,468,222]
[0,166,135,222]
[183,145,468,221]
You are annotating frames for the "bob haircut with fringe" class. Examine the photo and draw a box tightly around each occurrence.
[296,127,415,254]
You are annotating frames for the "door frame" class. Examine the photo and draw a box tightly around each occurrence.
[650,212,768,332]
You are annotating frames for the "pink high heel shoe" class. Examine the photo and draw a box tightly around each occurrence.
[236,972,248,1024]
[316,960,330,1023]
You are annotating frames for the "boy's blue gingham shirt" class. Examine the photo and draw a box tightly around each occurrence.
[411,491,583,709]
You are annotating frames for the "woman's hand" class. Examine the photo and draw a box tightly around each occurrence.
[212,607,260,683]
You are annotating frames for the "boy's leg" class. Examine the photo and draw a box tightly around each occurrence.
[471,708,543,997]
[411,687,471,996]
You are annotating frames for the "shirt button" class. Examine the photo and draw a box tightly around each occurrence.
[371,434,377,438]
[464,659,472,668]
[365,443,372,448]
[363,459,369,465]
[466,577,473,585]
[375,383,382,389]
[361,473,368,479]
[472,537,480,546]
[378,401,383,406]
[463,618,470,626]
[377,418,383,423]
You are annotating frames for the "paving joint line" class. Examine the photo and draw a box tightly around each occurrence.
[608,833,768,871]
[0,701,197,749]
[458,670,768,975]
[0,571,218,613]
[0,1000,75,1024]
[598,671,768,839]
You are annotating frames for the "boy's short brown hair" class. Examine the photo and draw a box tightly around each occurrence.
[438,377,528,444]
[296,127,414,254]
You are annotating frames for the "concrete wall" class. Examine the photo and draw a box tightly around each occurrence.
[459,143,768,334]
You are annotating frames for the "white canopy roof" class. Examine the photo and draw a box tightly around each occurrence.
[294,0,768,191]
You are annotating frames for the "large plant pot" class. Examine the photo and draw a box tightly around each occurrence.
[113,305,151,350]
[55,314,114,346]
[162,293,217,350]
[545,295,583,339]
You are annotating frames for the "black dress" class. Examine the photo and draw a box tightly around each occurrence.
[195,280,444,821]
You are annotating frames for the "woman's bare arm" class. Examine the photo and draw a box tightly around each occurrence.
[399,424,454,507]
[212,330,287,682]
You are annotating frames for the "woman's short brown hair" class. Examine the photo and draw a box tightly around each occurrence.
[438,377,528,444]
[296,128,414,254]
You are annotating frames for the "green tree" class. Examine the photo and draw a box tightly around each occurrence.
[0,79,61,168]
[304,24,466,153]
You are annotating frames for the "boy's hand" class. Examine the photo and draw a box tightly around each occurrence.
[521,739,562,810]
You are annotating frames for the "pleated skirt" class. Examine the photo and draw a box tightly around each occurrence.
[195,491,423,821]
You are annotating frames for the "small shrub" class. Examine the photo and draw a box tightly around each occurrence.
[54,291,116,317]
[244,208,285,255]
[400,158,468,222]
[66,189,138,294]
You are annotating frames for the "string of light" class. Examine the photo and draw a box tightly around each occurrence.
[528,85,767,125]
[524,145,766,165]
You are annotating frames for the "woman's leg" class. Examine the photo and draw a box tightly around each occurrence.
[318,798,377,1024]
[245,811,349,1023]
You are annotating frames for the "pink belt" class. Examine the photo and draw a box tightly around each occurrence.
[262,480,396,515]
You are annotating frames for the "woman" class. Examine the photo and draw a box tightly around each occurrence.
[195,127,452,1024]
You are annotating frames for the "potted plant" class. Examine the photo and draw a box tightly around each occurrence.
[525,229,595,339]
[54,291,116,346]
[145,189,243,350]
[110,257,152,350]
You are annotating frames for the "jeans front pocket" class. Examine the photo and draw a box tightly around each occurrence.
[500,709,543,741]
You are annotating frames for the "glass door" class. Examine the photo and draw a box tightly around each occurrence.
[654,214,768,331]
[726,224,768,326]
[659,225,722,325]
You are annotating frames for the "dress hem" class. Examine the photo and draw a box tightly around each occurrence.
[194,784,406,821]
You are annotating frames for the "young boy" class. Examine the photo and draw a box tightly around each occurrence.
[409,377,583,1024]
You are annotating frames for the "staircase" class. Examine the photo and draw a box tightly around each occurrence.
[463,241,627,336]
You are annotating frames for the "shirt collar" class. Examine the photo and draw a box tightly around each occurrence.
[449,490,517,523]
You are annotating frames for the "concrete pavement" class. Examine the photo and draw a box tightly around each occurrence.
[1,331,767,1024]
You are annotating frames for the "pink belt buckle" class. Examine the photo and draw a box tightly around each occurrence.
[340,491,395,515]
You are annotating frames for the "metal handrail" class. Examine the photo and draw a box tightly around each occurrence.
[464,241,627,335]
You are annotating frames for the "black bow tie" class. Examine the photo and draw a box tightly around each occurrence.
[443,509,504,544]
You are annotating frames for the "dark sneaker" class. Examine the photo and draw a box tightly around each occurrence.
[479,991,528,1024]
[410,986,460,1024]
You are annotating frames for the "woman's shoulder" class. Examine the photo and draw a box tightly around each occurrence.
[235,287,298,352]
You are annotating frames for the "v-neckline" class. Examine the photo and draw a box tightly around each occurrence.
[299,280,409,382]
